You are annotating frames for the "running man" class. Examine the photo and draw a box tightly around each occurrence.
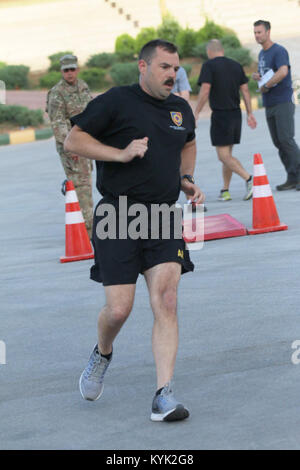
[65,40,205,422]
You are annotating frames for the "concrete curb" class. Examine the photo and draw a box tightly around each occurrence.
[0,127,53,146]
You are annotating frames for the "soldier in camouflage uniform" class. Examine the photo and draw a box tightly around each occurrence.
[46,54,93,237]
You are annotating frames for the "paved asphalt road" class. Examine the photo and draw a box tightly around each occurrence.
[0,107,300,450]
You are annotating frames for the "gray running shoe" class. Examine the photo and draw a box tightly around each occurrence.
[243,177,253,200]
[151,383,189,422]
[79,344,112,401]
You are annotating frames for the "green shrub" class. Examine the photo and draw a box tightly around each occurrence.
[86,52,117,69]
[176,28,198,57]
[0,105,44,126]
[79,68,107,90]
[0,65,30,89]
[221,34,241,49]
[181,63,192,77]
[191,42,208,60]
[197,20,226,42]
[189,76,200,95]
[48,51,73,72]
[110,62,139,86]
[157,15,182,44]
[115,34,136,61]
[39,71,61,89]
[224,46,252,67]
[247,76,259,96]
[135,27,157,54]
[0,61,6,69]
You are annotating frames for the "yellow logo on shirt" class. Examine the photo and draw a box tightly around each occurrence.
[170,111,183,127]
[177,249,184,259]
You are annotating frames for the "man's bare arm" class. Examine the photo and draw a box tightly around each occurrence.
[180,139,196,176]
[261,65,289,93]
[240,83,257,129]
[64,125,148,163]
[180,139,205,204]
[194,83,211,120]
[174,90,190,101]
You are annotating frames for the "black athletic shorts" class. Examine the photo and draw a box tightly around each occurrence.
[210,108,242,146]
[90,196,194,286]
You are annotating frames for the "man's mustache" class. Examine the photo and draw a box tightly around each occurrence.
[164,79,175,86]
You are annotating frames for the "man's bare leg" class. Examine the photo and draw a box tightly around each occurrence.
[222,162,233,190]
[97,284,136,355]
[144,262,181,389]
[79,283,136,401]
[216,145,250,182]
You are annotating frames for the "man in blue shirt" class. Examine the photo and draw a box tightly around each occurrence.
[172,66,192,102]
[253,20,300,191]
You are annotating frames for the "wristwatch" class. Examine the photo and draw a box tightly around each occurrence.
[181,174,195,184]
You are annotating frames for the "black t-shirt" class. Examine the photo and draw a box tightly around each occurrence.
[197,56,248,111]
[71,84,195,204]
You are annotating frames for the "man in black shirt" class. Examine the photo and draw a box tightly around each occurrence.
[195,39,257,201]
[65,39,205,422]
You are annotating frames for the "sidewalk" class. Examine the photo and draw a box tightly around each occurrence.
[5,90,209,113]
[2,90,211,146]
[6,90,48,111]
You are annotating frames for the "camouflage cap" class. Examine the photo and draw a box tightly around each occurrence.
[60,54,78,70]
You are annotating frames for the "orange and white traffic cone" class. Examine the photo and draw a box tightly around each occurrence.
[248,153,288,235]
[60,180,94,263]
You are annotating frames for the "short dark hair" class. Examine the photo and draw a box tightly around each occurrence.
[138,39,178,63]
[254,20,271,31]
